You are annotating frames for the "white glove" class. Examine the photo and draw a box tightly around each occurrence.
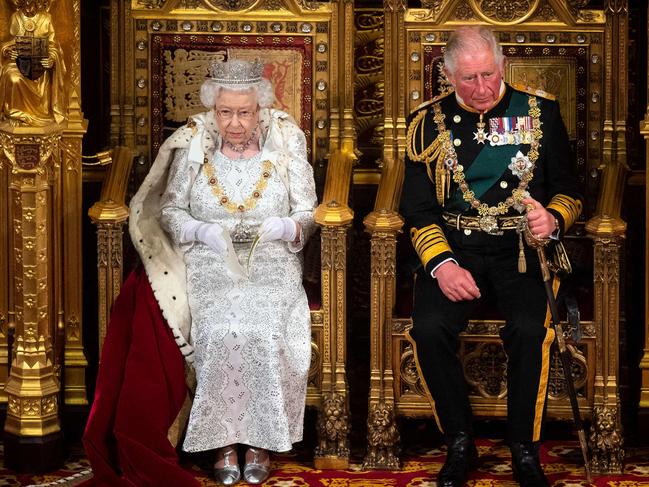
[258,216,297,243]
[180,220,227,254]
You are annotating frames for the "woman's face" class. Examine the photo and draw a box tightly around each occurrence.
[214,88,260,147]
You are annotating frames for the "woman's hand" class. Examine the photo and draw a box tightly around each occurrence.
[196,223,227,253]
[181,220,227,254]
[258,216,298,243]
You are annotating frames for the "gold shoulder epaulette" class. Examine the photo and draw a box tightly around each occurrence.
[511,83,556,101]
[410,89,454,114]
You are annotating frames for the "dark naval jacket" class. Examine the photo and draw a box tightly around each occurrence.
[400,83,583,276]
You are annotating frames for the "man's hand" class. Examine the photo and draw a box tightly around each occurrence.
[522,197,556,239]
[41,57,54,68]
[435,261,481,302]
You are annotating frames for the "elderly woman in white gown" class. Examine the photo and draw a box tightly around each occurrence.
[134,59,317,485]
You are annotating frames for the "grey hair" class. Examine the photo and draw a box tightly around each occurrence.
[199,78,276,109]
[443,26,505,75]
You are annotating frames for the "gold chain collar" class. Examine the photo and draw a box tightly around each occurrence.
[432,96,542,234]
[203,157,274,214]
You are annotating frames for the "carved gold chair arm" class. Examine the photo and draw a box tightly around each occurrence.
[88,146,134,224]
[87,146,134,354]
[314,148,354,227]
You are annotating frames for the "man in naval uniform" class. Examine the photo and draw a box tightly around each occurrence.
[400,26,583,487]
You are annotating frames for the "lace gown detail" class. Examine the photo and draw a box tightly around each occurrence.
[160,147,316,452]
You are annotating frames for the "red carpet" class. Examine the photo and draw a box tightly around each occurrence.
[2,440,648,486]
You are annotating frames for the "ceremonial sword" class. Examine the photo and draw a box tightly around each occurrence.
[522,223,592,482]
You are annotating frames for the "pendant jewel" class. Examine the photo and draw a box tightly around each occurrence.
[473,127,487,144]
[473,112,487,144]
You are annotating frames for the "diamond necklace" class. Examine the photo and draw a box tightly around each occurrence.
[223,131,257,155]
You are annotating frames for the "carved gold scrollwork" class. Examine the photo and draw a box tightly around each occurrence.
[469,0,540,24]
[203,0,260,10]
[589,405,624,474]
[110,225,124,268]
[454,3,476,20]
[315,392,350,459]
[320,225,334,271]
[308,341,321,385]
[363,400,400,469]
[369,233,396,279]
[400,345,426,396]
[464,321,501,335]
[334,227,347,271]
[96,226,109,268]
[420,0,444,11]
[136,0,167,8]
[179,0,201,7]
[531,2,558,21]
[463,343,508,398]
[568,0,590,7]
[547,344,588,400]
[356,12,384,30]
[295,0,321,10]
[356,39,384,75]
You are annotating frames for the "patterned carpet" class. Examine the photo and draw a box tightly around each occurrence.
[1,440,648,486]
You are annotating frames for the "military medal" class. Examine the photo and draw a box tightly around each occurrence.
[431,95,542,237]
[473,112,487,144]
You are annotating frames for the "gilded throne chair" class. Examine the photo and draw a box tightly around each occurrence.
[89,0,357,469]
[363,0,628,474]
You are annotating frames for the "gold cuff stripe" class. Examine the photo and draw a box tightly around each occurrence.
[411,225,451,267]
[548,195,582,229]
[415,234,447,251]
[412,226,445,248]
[405,328,443,433]
[532,276,560,441]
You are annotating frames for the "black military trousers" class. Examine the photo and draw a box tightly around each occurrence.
[409,232,554,443]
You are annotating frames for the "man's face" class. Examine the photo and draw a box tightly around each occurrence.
[445,48,505,112]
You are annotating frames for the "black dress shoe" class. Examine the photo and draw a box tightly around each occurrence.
[509,442,549,487]
[437,432,478,487]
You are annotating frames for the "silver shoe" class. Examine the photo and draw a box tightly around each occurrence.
[243,447,270,484]
[214,446,241,486]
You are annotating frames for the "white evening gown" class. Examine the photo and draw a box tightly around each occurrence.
[160,146,316,452]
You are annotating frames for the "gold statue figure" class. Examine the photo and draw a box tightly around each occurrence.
[0,0,66,126]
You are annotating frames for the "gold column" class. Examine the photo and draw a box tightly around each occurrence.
[583,0,627,474]
[313,150,354,469]
[59,0,88,407]
[0,0,87,469]
[638,0,649,410]
[362,0,406,468]
[363,209,402,469]
[59,132,88,406]
[1,126,63,472]
[0,139,9,403]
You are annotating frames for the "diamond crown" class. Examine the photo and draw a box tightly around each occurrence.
[208,59,265,85]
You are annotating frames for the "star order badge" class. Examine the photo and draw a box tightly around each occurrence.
[473,113,487,144]
[509,150,532,178]
[473,127,487,144]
